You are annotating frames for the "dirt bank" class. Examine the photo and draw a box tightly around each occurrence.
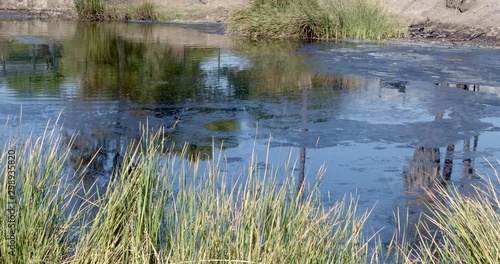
[0,0,499,46]
[150,0,247,22]
[118,0,500,47]
[385,0,500,47]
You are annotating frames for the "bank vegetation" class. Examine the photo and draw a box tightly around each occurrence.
[75,0,159,21]
[225,0,404,39]
[1,122,499,263]
[74,0,404,40]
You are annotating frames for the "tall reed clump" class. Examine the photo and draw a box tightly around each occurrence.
[0,121,83,263]
[71,133,379,263]
[1,121,380,263]
[74,0,159,21]
[131,1,159,21]
[74,0,106,20]
[390,163,500,263]
[226,0,403,39]
[159,156,377,263]
[7,118,500,263]
[70,128,169,263]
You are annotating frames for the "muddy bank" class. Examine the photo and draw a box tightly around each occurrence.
[386,0,500,47]
[405,21,500,48]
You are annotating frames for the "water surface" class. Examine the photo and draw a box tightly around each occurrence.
[2,20,500,243]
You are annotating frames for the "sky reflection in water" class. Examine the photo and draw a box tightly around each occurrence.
[1,21,500,243]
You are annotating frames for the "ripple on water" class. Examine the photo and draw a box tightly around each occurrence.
[2,21,500,247]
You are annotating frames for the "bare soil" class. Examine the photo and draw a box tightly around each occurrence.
[384,0,500,47]
[384,0,500,28]
[150,0,248,22]
[159,0,500,47]
[1,0,499,46]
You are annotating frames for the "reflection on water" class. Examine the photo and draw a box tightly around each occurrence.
[437,82,480,91]
[402,96,483,247]
[2,21,500,245]
[404,146,442,190]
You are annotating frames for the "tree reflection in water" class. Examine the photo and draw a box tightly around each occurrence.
[404,146,442,190]
[298,74,312,197]
[402,83,483,248]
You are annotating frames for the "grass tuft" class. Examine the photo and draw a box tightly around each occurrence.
[0,119,83,263]
[391,161,500,263]
[1,122,378,263]
[128,1,159,21]
[226,0,404,40]
[4,118,500,262]
[74,0,159,21]
[74,0,106,20]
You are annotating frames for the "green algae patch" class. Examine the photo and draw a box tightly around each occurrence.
[203,119,241,132]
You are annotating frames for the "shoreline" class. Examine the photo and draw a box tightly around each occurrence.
[1,9,499,49]
[0,8,75,20]
[407,21,500,49]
